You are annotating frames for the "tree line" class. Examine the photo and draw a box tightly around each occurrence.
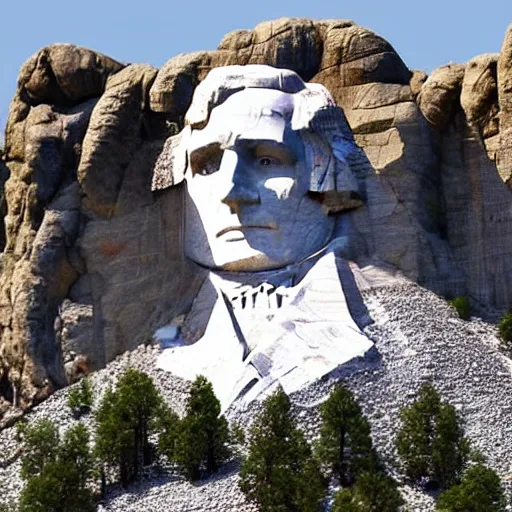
[3,370,507,512]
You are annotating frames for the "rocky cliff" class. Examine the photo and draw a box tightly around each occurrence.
[0,18,511,413]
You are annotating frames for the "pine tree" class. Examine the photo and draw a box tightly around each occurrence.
[18,419,59,480]
[436,464,506,512]
[316,383,373,485]
[67,376,94,418]
[18,421,95,512]
[58,424,96,511]
[332,470,404,512]
[449,296,471,320]
[94,387,124,483]
[240,387,326,512]
[95,368,165,487]
[432,402,471,488]
[498,311,512,349]
[155,401,181,462]
[19,472,64,512]
[396,383,469,488]
[173,375,230,480]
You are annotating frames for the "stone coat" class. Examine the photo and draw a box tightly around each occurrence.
[158,243,376,409]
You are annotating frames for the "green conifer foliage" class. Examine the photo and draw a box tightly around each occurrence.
[18,419,59,480]
[95,368,165,487]
[240,388,326,512]
[18,421,95,512]
[449,296,471,320]
[396,383,469,488]
[436,464,506,512]
[67,377,94,418]
[173,375,230,481]
[316,384,373,485]
[155,401,181,462]
[432,403,471,488]
[332,470,404,512]
[498,311,512,349]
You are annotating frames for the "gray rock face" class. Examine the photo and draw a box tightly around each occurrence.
[18,43,124,105]
[0,19,511,409]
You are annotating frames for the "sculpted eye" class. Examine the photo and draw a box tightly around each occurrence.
[190,145,222,177]
[258,156,279,167]
[197,160,219,176]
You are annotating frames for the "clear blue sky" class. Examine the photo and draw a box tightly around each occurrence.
[1,0,511,137]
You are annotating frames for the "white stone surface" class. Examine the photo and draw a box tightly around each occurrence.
[157,249,374,410]
[152,64,365,270]
[183,87,336,271]
[154,65,371,408]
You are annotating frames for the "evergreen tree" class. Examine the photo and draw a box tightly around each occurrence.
[173,375,230,480]
[94,387,124,482]
[57,424,96,511]
[18,419,59,480]
[67,376,94,418]
[332,470,404,512]
[95,368,165,487]
[449,296,471,320]
[154,401,181,462]
[432,403,471,488]
[396,383,469,488]
[240,387,326,512]
[316,383,373,485]
[19,472,64,512]
[498,311,512,348]
[18,421,95,512]
[436,464,506,512]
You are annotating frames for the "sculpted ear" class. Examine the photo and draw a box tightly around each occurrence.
[303,104,370,213]
[152,125,191,191]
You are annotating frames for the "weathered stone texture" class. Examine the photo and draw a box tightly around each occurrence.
[498,24,512,185]
[418,64,465,129]
[0,18,511,410]
[18,44,124,105]
[0,158,8,250]
[313,23,411,105]
[461,54,500,150]
[78,64,159,218]
[150,51,239,113]
[440,117,512,306]
[219,18,323,80]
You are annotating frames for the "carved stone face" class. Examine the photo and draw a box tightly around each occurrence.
[184,88,335,271]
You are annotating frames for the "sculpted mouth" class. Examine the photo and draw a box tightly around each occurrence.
[216,225,278,238]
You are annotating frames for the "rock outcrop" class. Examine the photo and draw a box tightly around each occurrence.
[0,18,511,411]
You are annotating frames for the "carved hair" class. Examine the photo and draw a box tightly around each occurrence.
[152,65,368,213]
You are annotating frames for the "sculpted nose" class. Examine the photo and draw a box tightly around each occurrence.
[222,183,260,212]
[220,150,260,212]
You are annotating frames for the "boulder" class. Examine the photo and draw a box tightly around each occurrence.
[461,54,499,138]
[498,24,512,186]
[418,64,465,129]
[219,18,323,81]
[19,44,124,106]
[78,64,159,218]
